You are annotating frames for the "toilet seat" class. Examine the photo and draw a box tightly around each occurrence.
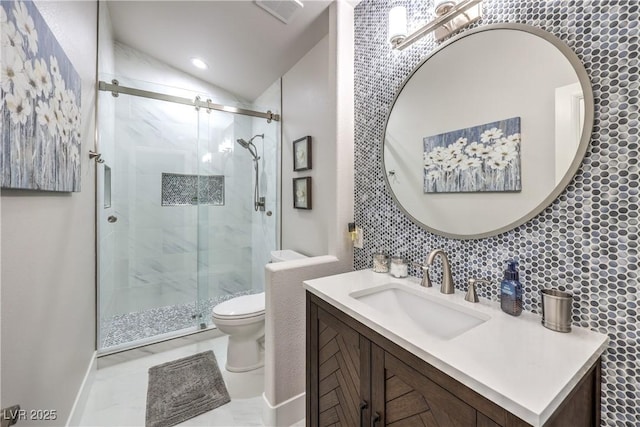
[212,313,265,328]
[212,292,265,320]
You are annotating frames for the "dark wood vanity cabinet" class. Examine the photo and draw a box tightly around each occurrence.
[306,292,601,427]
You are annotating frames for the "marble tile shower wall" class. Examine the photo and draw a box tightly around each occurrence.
[353,1,639,425]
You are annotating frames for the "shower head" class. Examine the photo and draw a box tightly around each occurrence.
[236,134,263,149]
[235,137,260,161]
[236,138,251,149]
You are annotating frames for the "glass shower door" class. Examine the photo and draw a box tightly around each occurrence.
[195,88,281,317]
[97,76,205,351]
[195,108,256,319]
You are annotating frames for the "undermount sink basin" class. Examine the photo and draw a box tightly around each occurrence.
[350,284,489,340]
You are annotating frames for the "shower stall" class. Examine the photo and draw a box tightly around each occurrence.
[96,75,280,352]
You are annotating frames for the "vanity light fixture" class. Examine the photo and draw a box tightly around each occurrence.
[190,57,208,70]
[389,0,484,50]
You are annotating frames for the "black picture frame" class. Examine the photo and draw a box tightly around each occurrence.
[293,177,312,209]
[293,136,312,171]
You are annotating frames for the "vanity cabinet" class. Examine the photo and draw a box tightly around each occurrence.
[306,293,601,427]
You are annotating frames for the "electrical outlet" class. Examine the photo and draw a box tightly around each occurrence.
[354,226,363,249]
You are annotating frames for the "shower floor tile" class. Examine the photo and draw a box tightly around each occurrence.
[100,291,254,350]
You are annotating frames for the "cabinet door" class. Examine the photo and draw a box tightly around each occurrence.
[371,346,477,426]
[308,302,369,427]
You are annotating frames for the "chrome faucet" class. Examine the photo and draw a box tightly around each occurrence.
[426,249,454,294]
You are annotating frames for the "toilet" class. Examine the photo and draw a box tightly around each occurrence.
[212,249,307,372]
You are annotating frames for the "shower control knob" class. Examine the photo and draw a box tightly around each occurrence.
[107,215,118,223]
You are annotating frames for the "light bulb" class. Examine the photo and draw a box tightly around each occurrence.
[388,6,407,45]
[190,57,208,70]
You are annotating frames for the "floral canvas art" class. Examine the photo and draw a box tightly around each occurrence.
[1,0,82,192]
[423,117,521,193]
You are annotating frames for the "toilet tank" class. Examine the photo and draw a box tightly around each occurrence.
[270,250,307,263]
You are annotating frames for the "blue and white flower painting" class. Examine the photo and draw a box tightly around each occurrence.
[1,0,82,192]
[423,117,521,193]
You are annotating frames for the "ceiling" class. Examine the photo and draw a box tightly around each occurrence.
[107,1,332,102]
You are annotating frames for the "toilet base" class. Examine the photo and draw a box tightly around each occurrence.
[224,334,264,373]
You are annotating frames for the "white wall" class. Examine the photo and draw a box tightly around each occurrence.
[0,1,97,424]
[281,1,354,272]
[282,36,331,257]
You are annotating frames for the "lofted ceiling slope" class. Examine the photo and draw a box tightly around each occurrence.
[107,0,331,101]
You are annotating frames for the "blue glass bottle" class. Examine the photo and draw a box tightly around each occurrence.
[500,260,523,316]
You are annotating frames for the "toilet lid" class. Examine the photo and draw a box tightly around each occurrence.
[212,292,265,319]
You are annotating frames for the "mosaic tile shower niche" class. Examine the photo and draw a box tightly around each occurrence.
[161,173,225,206]
[353,1,639,425]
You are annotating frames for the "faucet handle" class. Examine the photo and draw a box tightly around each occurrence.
[465,278,491,303]
[411,262,432,287]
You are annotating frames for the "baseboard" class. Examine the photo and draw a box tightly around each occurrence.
[262,392,305,426]
[66,351,97,426]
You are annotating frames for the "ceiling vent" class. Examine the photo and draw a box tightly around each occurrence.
[255,0,304,24]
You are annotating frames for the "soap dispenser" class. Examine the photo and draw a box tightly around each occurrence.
[500,260,523,316]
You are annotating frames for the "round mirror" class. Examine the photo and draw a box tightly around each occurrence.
[383,24,594,239]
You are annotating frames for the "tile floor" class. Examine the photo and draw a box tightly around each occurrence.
[80,335,279,426]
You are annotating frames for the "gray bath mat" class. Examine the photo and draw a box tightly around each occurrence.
[146,351,230,427]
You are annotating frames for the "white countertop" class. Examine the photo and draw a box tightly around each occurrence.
[303,270,608,426]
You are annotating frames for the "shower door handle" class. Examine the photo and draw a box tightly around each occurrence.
[107,215,118,223]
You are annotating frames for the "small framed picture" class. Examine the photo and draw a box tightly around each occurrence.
[293,136,312,171]
[293,177,312,209]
